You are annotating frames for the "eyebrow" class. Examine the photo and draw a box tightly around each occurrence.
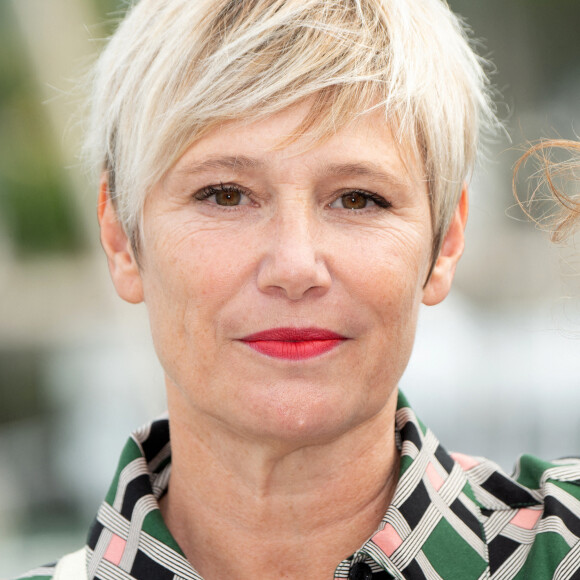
[320,161,411,189]
[175,155,264,176]
[175,155,412,189]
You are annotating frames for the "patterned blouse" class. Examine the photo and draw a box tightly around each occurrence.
[17,391,580,579]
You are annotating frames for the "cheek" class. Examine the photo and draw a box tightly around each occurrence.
[143,218,255,302]
[334,227,429,383]
[138,222,259,369]
[335,225,430,313]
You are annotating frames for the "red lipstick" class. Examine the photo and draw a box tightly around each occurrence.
[240,327,347,360]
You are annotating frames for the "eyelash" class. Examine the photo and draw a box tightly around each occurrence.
[338,190,392,210]
[193,183,251,202]
[193,183,392,210]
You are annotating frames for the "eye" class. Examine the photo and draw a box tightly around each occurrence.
[340,192,370,210]
[194,184,249,207]
[215,189,241,206]
[329,190,391,210]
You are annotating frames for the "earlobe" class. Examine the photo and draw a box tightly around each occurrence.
[422,185,468,306]
[98,174,144,304]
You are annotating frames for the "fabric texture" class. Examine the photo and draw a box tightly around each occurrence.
[15,391,580,579]
[53,549,88,580]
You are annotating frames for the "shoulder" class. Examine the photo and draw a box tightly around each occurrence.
[453,452,580,578]
[510,456,580,577]
[11,547,87,580]
[452,452,580,506]
[514,454,580,495]
[10,565,55,580]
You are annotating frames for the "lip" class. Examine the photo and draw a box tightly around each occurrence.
[240,327,348,360]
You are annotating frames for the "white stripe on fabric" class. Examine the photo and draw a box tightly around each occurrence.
[427,481,487,558]
[88,527,114,579]
[113,458,150,512]
[537,516,578,548]
[553,539,580,580]
[390,429,440,510]
[546,481,580,521]
[152,463,172,498]
[541,464,580,488]
[93,557,135,580]
[483,511,515,543]
[381,506,412,537]
[119,495,159,571]
[333,558,352,578]
[500,523,541,545]
[98,502,131,538]
[470,483,513,512]
[490,544,531,580]
[149,441,172,474]
[132,423,152,446]
[139,532,205,580]
[391,502,443,570]
[455,489,486,522]
[415,550,445,580]
[361,542,405,580]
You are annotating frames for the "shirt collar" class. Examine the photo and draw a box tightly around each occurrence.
[357,391,489,578]
[85,392,494,579]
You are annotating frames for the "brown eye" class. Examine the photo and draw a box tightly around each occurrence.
[215,189,242,206]
[341,192,368,210]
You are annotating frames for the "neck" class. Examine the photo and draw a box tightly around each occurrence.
[161,385,400,580]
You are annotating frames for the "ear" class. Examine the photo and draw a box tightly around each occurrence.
[98,173,144,304]
[422,184,468,306]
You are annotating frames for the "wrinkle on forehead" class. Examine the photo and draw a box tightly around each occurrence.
[173,155,417,193]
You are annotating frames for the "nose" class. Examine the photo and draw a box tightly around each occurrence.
[256,204,332,301]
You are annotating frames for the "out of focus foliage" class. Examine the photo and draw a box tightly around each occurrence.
[0,350,47,422]
[0,3,85,256]
[449,0,580,108]
[92,0,130,34]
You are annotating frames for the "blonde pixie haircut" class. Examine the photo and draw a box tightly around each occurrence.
[86,0,497,260]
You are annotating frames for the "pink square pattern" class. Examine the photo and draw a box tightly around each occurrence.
[510,508,542,530]
[426,462,445,491]
[372,523,404,557]
[104,533,127,566]
[450,452,480,471]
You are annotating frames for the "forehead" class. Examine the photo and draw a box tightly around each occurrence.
[170,101,426,191]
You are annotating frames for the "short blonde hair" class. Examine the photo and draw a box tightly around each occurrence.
[514,140,580,242]
[86,0,498,259]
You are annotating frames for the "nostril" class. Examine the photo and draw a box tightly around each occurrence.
[256,260,332,300]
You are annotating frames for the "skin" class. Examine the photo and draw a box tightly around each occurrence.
[98,101,468,580]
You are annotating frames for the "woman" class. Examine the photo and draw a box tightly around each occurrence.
[18,0,580,579]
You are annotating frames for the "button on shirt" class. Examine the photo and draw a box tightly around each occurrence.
[17,391,580,579]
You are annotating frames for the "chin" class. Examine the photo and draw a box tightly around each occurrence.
[235,384,370,446]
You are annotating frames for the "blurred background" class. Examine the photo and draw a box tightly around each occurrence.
[0,0,579,575]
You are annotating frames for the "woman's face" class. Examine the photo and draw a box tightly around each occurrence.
[101,101,465,445]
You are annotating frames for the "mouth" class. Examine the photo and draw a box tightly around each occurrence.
[240,327,348,360]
